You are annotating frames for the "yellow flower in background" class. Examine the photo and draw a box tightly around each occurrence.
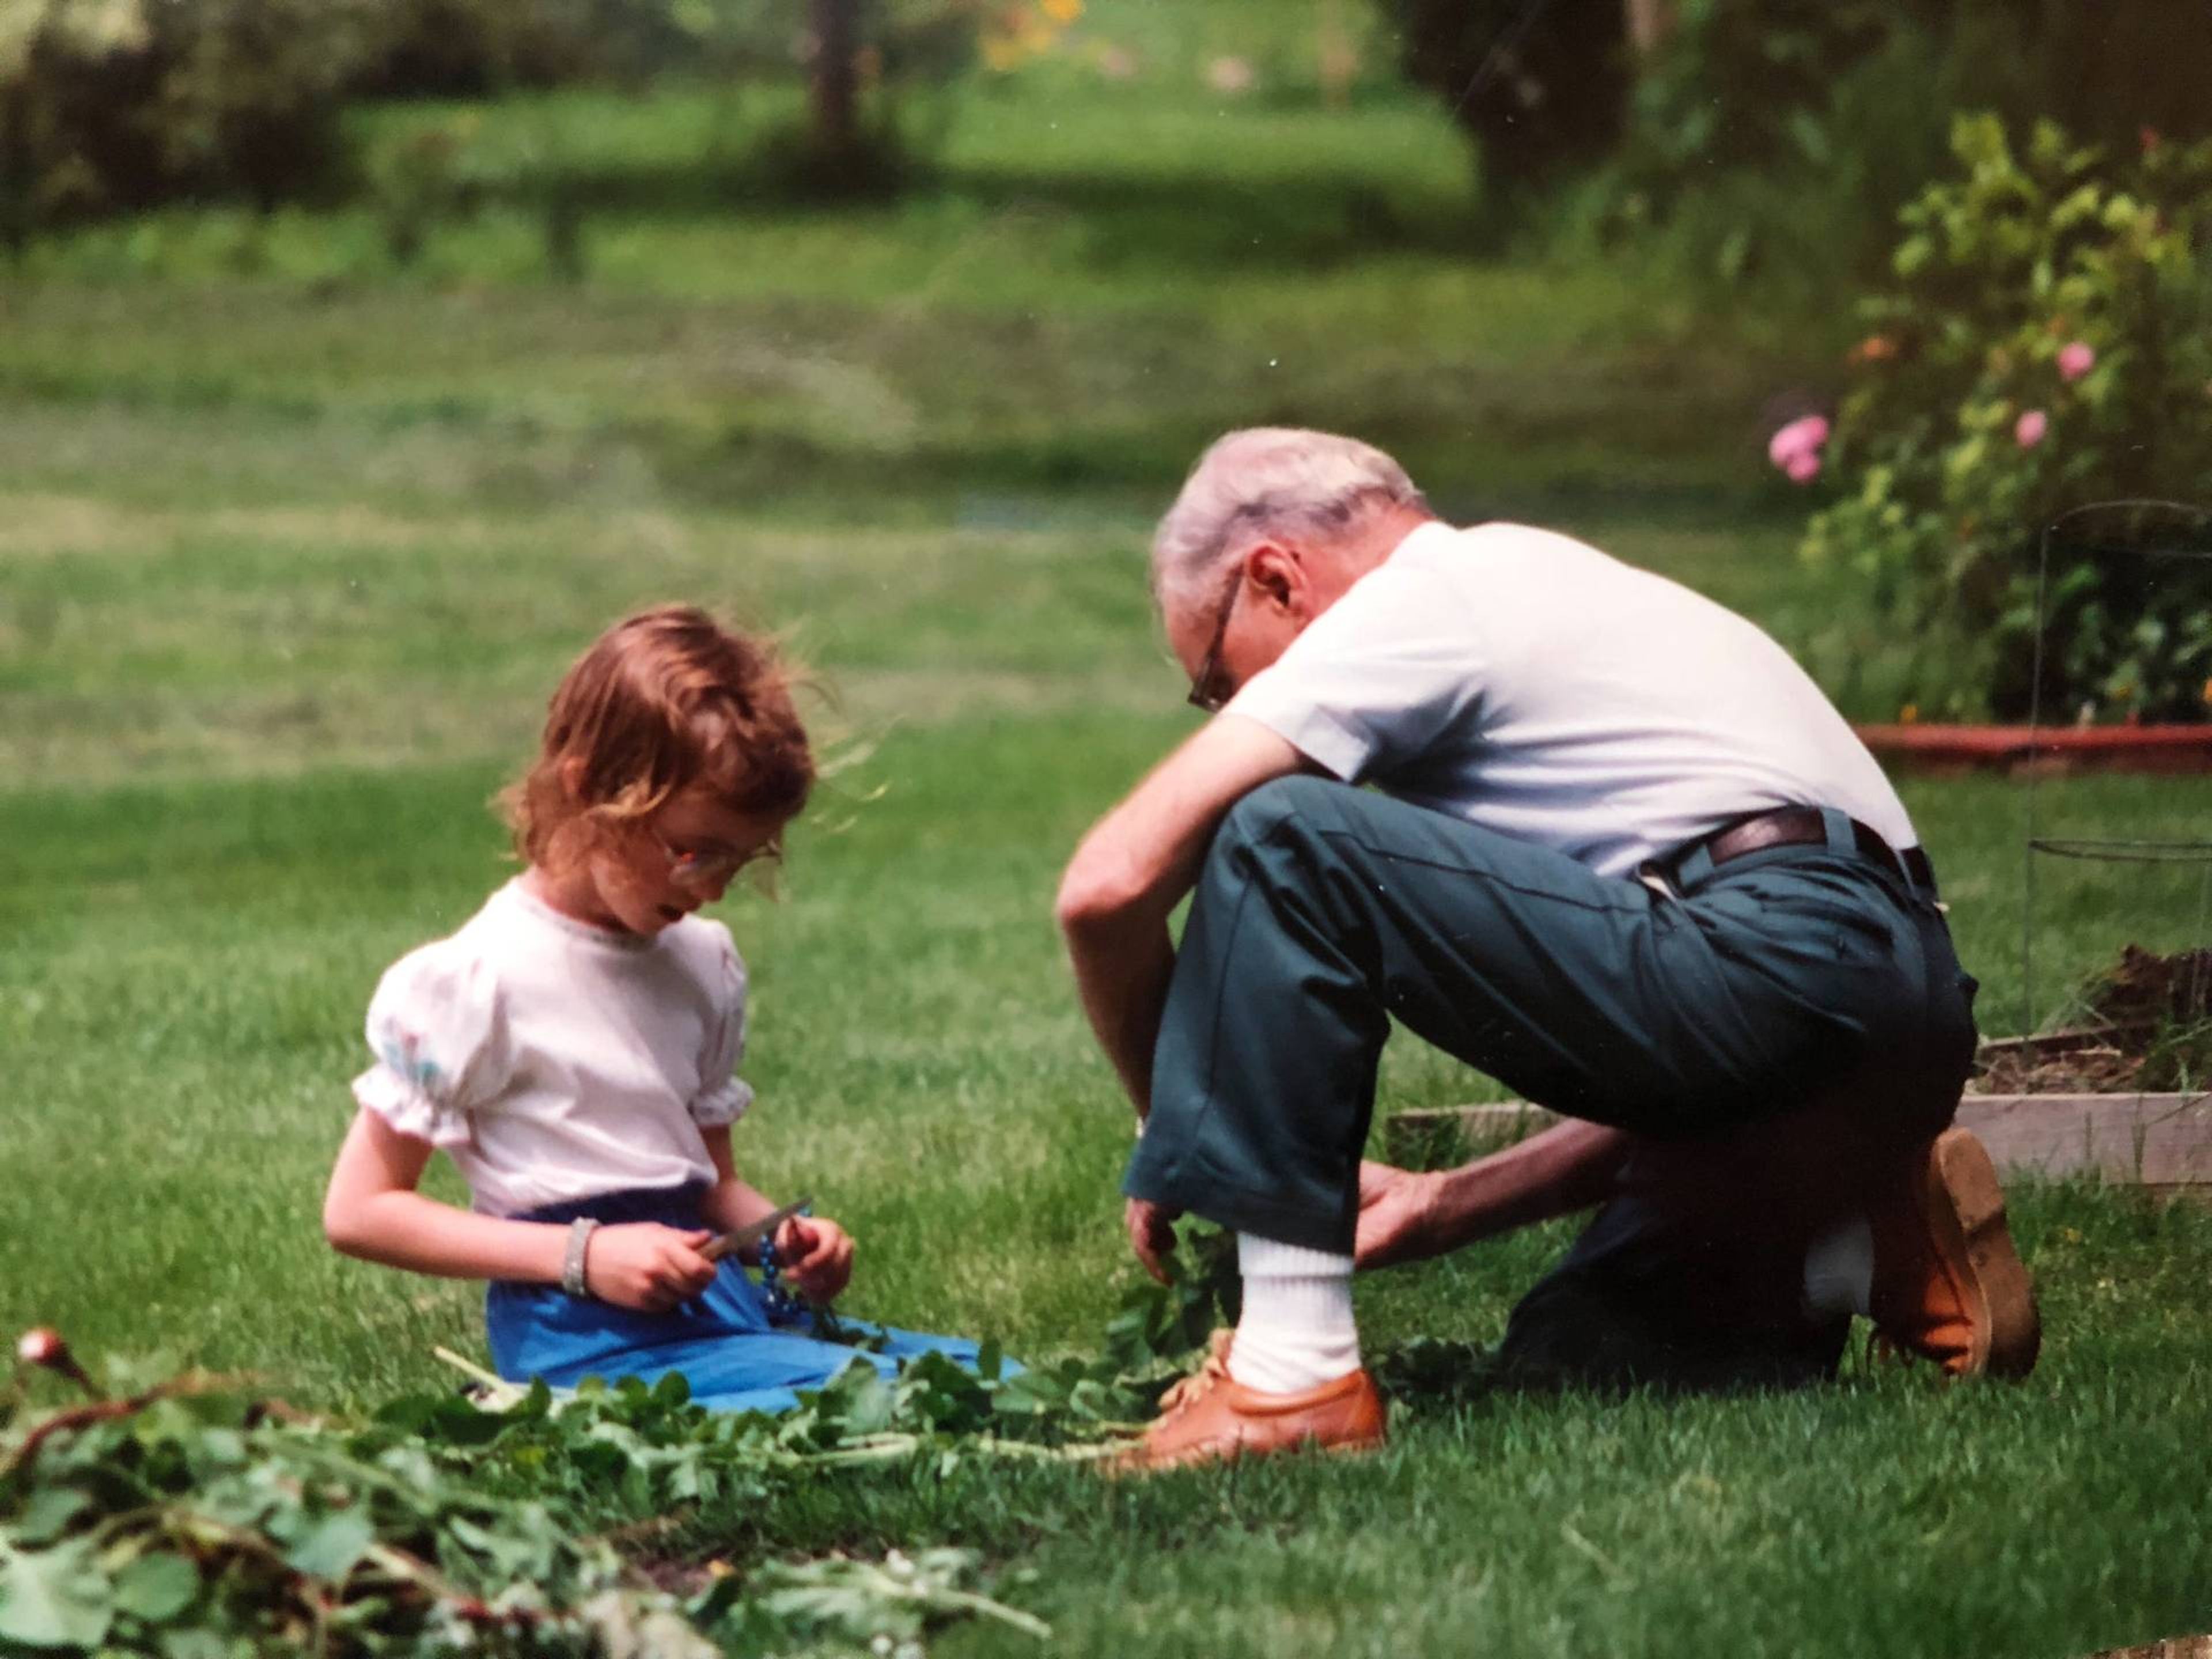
[982,0,1074,70]
[2200,677,2212,705]
[1899,703,1919,725]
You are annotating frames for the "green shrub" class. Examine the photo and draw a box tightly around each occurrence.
[1597,1,2212,301]
[1628,0,1891,177]
[0,0,384,229]
[353,0,697,99]
[1797,116,2212,725]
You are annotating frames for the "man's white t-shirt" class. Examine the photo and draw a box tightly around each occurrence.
[351,880,751,1218]
[1226,519,1915,879]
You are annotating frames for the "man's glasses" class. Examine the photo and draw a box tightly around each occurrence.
[1185,570,1243,713]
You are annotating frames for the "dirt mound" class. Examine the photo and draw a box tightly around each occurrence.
[1974,945,2212,1094]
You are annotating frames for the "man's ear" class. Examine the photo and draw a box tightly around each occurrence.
[1248,543,1300,612]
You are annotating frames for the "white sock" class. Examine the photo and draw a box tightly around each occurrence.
[1226,1233,1361,1394]
[1801,1214,1874,1319]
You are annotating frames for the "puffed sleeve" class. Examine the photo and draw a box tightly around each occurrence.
[350,940,511,1147]
[689,934,754,1127]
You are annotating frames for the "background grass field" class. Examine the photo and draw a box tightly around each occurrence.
[5,6,2211,1654]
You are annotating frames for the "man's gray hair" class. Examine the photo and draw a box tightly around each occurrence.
[1150,427,1428,611]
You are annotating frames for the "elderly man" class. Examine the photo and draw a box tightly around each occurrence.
[1056,428,2039,1472]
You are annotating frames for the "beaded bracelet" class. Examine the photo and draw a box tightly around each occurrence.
[561,1217,600,1300]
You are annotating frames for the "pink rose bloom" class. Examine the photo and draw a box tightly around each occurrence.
[1767,415,1830,469]
[2058,341,2095,382]
[1785,452,1821,483]
[2016,409,2048,448]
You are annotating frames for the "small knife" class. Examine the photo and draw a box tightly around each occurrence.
[699,1195,813,1265]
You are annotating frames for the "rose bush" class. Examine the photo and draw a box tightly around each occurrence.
[1798,115,2212,724]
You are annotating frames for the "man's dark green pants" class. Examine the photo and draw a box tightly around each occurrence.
[1123,777,1979,1388]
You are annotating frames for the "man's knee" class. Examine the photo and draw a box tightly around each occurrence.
[1212,774,1350,866]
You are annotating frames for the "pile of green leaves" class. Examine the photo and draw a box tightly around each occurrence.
[0,1238,1243,1656]
[1800,116,2212,724]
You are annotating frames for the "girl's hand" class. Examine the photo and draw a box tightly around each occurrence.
[775,1216,854,1304]
[584,1224,717,1313]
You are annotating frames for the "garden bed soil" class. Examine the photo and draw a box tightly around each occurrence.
[1973,945,2212,1095]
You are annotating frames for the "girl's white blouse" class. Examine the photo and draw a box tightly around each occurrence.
[351,879,752,1218]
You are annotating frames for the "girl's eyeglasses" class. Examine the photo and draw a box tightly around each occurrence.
[654,834,768,891]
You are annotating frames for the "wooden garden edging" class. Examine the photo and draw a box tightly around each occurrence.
[1853,722,2212,774]
[1385,1090,2212,1197]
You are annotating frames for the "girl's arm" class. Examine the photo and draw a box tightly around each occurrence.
[699,1125,853,1302]
[696,1123,785,1240]
[323,1107,569,1283]
[323,1107,717,1310]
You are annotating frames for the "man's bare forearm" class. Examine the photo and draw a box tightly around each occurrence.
[1429,1119,1634,1248]
[1055,717,1310,1118]
[1064,911,1176,1118]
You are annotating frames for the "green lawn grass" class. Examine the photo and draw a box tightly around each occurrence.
[5,17,2211,1654]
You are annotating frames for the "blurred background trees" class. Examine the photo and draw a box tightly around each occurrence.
[0,0,2203,720]
[5,0,2202,265]
[1377,0,2210,287]
[0,0,984,252]
[1378,0,1631,213]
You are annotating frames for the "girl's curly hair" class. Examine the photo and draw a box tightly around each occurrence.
[502,605,813,869]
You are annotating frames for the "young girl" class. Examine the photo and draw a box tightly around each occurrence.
[323,605,994,1414]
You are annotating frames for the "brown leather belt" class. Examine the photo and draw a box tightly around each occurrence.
[1685,806,1935,891]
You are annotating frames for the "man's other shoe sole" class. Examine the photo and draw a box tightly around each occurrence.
[1931,1127,2042,1379]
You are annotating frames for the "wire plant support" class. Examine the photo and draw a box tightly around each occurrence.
[2020,499,2212,1029]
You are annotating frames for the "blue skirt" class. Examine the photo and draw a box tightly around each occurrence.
[486,1183,999,1415]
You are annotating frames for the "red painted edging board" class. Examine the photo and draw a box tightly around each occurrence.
[1855,723,2212,774]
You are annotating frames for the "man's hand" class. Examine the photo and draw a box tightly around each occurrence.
[1125,1196,1183,1285]
[776,1216,854,1304]
[1354,1161,1445,1270]
[584,1223,718,1312]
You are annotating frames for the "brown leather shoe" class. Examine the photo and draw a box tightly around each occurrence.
[1108,1335,1387,1474]
[1869,1127,2041,1378]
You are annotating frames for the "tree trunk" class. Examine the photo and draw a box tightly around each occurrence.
[1624,0,1675,59]
[810,0,859,161]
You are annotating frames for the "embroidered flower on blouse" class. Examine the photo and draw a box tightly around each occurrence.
[374,1022,445,1089]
